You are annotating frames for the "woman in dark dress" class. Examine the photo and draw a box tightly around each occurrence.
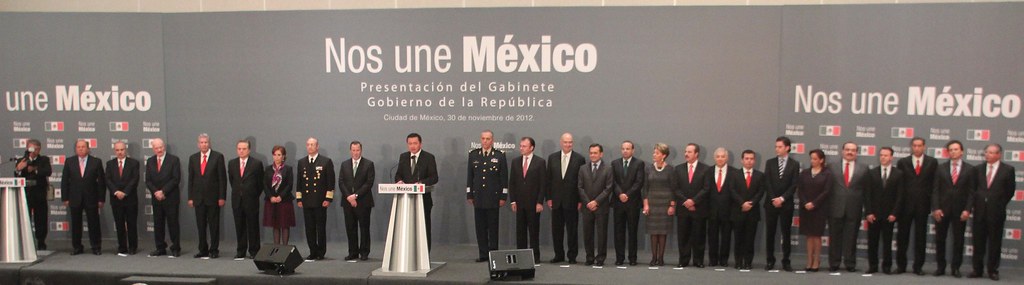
[797,149,833,272]
[642,143,678,266]
[263,145,295,244]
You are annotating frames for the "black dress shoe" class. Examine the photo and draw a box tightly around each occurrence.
[305,254,317,261]
[194,252,209,258]
[913,269,924,275]
[693,263,705,268]
[951,269,961,278]
[209,252,219,259]
[933,269,945,276]
[865,268,877,274]
[614,261,623,266]
[846,267,857,273]
[585,260,594,266]
[882,268,892,274]
[70,249,84,255]
[344,255,358,261]
[988,272,999,281]
[783,264,794,272]
[148,249,166,257]
[170,250,181,258]
[829,266,839,273]
[708,261,718,267]
[568,259,577,264]
[549,257,565,263]
[765,262,775,271]
[37,244,47,251]
[360,255,369,261]
[595,261,604,267]
[629,261,637,266]
[315,255,325,260]
[128,249,137,255]
[235,253,247,259]
[893,268,905,274]
[474,258,487,262]
[92,249,102,255]
[968,271,982,278]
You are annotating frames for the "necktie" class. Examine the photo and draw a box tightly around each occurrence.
[882,167,888,188]
[310,157,314,164]
[987,164,994,188]
[522,156,529,178]
[592,162,598,173]
[353,160,358,177]
[844,162,851,187]
[80,157,86,177]
[410,155,417,175]
[157,157,162,172]
[201,154,208,175]
[778,157,785,179]
[745,170,751,188]
[951,163,959,185]
[915,159,921,175]
[561,154,569,179]
[716,168,723,192]
[119,159,124,176]
[623,159,629,176]
[688,164,695,183]
[240,159,246,177]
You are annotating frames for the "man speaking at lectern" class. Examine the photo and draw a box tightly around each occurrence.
[394,133,439,250]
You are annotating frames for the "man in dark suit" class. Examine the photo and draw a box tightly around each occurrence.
[706,147,739,267]
[732,150,765,270]
[509,137,546,261]
[611,141,645,266]
[394,133,438,250]
[340,141,375,261]
[675,143,710,268]
[763,136,799,271]
[106,141,140,256]
[61,140,105,255]
[895,137,937,275]
[228,140,264,260]
[466,131,507,262]
[14,139,51,250]
[969,144,1015,281]
[864,147,905,274]
[297,137,335,261]
[578,144,614,266]
[828,141,869,272]
[146,138,182,258]
[188,133,227,259]
[546,132,586,264]
[931,140,974,277]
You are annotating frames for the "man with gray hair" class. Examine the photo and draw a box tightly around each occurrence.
[188,133,227,259]
[14,138,51,250]
[146,138,182,258]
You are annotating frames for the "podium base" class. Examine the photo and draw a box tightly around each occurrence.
[371,262,446,277]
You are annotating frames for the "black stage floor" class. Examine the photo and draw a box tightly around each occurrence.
[1,239,1018,285]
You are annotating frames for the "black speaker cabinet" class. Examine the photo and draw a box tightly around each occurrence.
[253,244,303,274]
[488,249,536,280]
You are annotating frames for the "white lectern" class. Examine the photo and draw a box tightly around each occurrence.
[372,183,445,277]
[1,178,38,263]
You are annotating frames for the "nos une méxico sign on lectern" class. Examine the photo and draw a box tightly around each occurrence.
[372,183,445,277]
[1,177,38,263]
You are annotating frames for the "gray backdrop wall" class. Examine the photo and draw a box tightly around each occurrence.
[1,3,1021,266]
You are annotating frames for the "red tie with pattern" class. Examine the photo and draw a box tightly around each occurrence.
[716,168,723,192]
[201,154,208,175]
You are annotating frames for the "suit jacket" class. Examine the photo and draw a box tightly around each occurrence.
[828,160,869,219]
[61,155,106,208]
[105,157,140,206]
[931,160,975,217]
[547,151,587,209]
[865,165,905,218]
[188,150,227,206]
[764,156,800,210]
[263,164,293,202]
[14,154,51,201]
[611,157,645,208]
[146,154,181,204]
[509,154,547,207]
[674,161,711,218]
[339,158,375,208]
[228,157,265,207]
[705,166,741,220]
[297,154,336,207]
[731,168,767,221]
[577,160,614,208]
[466,149,508,209]
[394,150,438,195]
[896,155,938,216]
[973,162,1016,222]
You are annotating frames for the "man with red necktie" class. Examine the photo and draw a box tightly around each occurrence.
[827,141,869,273]
[188,133,227,259]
